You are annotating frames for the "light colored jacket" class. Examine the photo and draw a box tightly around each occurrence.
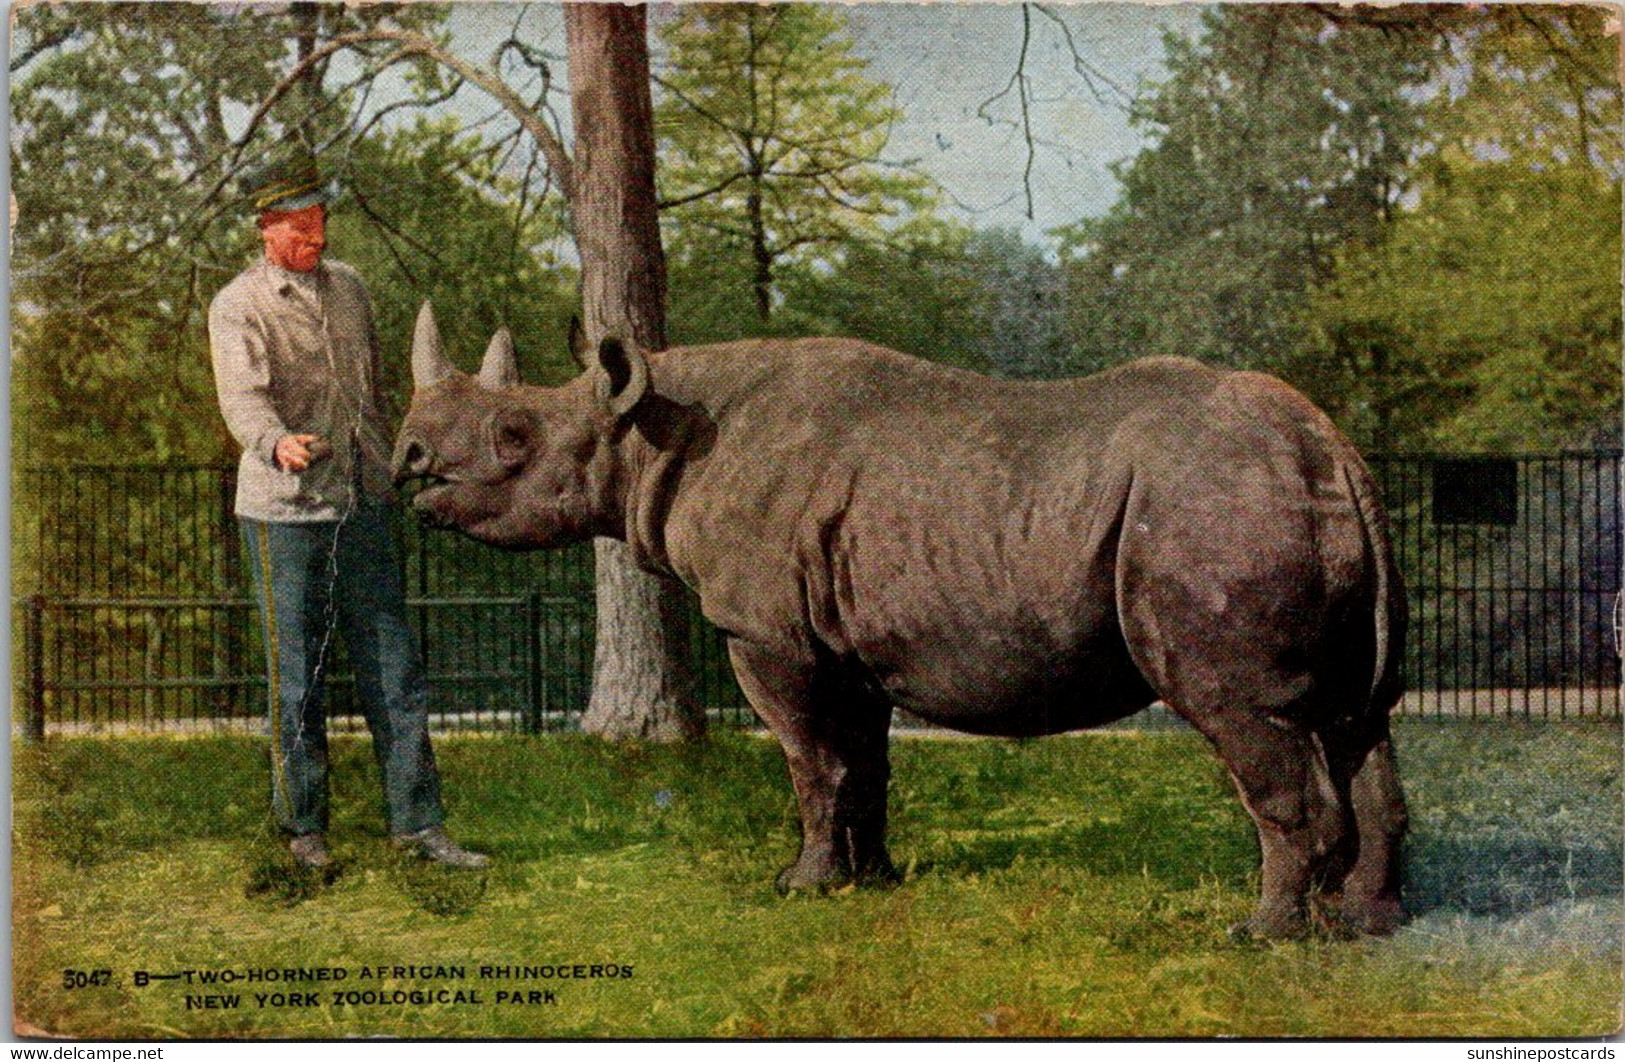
[209,257,396,521]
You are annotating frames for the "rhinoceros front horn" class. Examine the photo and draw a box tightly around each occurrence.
[411,301,455,389]
[477,327,520,389]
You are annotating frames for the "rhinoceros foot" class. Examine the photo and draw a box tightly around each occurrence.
[1227,904,1310,944]
[854,857,902,889]
[775,861,849,895]
[775,854,900,896]
[1328,895,1405,937]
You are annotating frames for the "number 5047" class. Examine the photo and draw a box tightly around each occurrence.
[62,969,112,989]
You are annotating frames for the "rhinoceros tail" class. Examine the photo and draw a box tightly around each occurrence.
[1339,453,1406,715]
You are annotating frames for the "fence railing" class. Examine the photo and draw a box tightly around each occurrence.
[1369,452,1621,718]
[11,453,1621,735]
[10,463,749,736]
[13,592,592,735]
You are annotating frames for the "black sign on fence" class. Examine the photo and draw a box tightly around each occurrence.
[1432,458,1519,526]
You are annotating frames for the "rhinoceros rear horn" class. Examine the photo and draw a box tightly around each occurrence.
[411,301,456,389]
[594,337,649,418]
[477,327,520,389]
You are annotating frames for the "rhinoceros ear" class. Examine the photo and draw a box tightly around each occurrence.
[567,316,590,372]
[477,327,520,389]
[594,337,649,418]
[411,301,455,389]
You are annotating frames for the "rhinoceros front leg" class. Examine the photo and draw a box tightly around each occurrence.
[727,639,898,893]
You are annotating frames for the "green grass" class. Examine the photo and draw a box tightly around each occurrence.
[12,721,1621,1038]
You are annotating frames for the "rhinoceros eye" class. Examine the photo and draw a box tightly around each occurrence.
[489,408,537,469]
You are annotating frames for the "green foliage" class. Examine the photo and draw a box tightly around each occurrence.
[772,220,991,372]
[1434,7,1623,176]
[664,231,776,345]
[1297,6,1623,450]
[1305,155,1621,450]
[1059,8,1432,374]
[10,4,440,462]
[1062,5,1621,451]
[669,217,1076,378]
[954,229,1071,379]
[655,4,931,323]
[656,7,1067,372]
[12,724,1622,1037]
[328,127,578,405]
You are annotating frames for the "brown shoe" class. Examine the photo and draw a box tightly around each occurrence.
[289,832,333,869]
[392,826,489,869]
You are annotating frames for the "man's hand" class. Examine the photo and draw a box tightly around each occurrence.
[275,434,330,472]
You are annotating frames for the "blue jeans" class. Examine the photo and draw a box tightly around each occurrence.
[240,497,444,837]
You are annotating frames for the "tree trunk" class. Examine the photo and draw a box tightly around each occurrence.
[1369,341,1393,452]
[290,2,324,137]
[747,183,773,323]
[565,4,704,742]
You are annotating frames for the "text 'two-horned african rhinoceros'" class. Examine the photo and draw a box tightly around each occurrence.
[393,304,1408,941]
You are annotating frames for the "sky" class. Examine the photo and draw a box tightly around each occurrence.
[433,3,1211,250]
[843,4,1208,239]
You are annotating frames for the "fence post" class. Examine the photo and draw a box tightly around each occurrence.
[24,594,46,744]
[524,590,544,735]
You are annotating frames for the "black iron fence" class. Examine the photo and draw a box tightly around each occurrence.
[1368,453,1620,718]
[11,464,747,736]
[11,453,1622,735]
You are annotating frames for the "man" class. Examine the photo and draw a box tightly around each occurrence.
[209,149,486,871]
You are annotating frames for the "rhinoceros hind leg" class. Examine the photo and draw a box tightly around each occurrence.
[1325,724,1407,935]
[1173,703,1353,942]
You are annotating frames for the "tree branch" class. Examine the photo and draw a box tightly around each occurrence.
[245,28,574,201]
[652,72,750,139]
[658,170,753,210]
[9,19,78,74]
[352,73,465,145]
[1031,4,1131,107]
[347,180,430,285]
[977,4,1037,220]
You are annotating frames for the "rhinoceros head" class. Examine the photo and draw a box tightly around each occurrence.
[392,303,649,548]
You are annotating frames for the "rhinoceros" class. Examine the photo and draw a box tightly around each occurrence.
[393,304,1408,940]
